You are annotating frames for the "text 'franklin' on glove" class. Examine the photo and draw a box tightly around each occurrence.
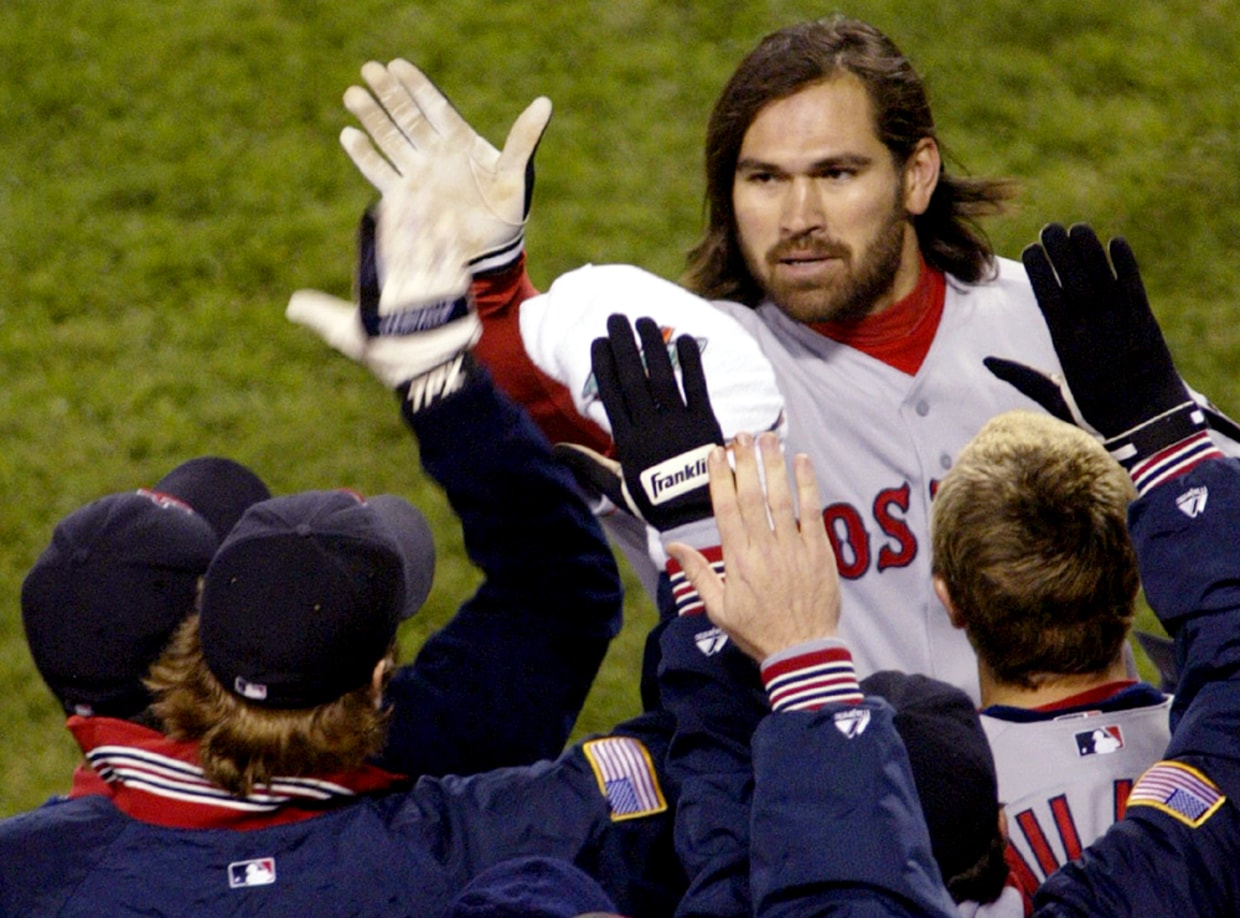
[557,314,724,534]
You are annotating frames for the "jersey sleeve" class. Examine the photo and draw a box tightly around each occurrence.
[472,256,613,453]
[749,701,958,918]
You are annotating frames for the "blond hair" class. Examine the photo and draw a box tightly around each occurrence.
[931,411,1138,688]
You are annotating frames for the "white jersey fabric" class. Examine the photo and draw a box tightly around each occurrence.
[982,695,1172,888]
[711,257,1060,700]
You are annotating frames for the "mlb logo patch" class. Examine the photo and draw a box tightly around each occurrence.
[1075,725,1124,756]
[229,858,276,889]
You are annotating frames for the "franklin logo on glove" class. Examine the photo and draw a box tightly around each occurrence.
[642,445,715,506]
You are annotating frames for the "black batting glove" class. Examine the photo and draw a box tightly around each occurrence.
[583,313,725,532]
[987,223,1215,490]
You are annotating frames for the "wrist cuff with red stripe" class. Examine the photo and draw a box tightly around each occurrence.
[665,545,723,616]
[760,639,863,712]
[1106,403,1223,497]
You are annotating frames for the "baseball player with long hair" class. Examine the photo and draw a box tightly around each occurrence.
[335,16,1239,703]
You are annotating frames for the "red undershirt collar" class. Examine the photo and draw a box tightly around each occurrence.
[1032,679,1139,713]
[808,256,946,376]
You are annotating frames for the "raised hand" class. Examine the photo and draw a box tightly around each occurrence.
[666,434,841,663]
[341,58,551,275]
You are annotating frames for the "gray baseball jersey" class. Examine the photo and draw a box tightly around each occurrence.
[982,696,1172,889]
[708,256,1061,699]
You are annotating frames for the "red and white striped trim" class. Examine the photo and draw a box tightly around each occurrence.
[666,546,724,616]
[761,639,863,712]
[1123,431,1223,497]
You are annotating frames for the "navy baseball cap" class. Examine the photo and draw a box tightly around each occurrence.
[448,856,620,918]
[199,490,435,709]
[861,671,1001,897]
[151,455,272,540]
[21,489,220,718]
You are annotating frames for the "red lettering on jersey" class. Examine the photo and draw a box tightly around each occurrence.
[1004,843,1040,910]
[822,503,869,580]
[1115,778,1132,820]
[1015,808,1059,877]
[1049,794,1083,861]
[874,483,916,571]
[928,478,940,499]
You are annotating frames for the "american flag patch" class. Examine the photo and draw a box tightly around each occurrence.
[582,736,667,821]
[1128,761,1225,828]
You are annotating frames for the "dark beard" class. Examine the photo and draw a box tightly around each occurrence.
[766,210,908,324]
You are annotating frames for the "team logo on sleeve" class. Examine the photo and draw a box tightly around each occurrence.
[1175,486,1208,518]
[1128,761,1225,828]
[228,858,276,889]
[693,626,729,656]
[1075,725,1124,756]
[833,708,871,739]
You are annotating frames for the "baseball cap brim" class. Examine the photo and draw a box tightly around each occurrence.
[366,494,435,618]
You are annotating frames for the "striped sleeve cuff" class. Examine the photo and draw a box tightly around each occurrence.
[1121,431,1224,497]
[761,639,863,712]
[665,545,723,616]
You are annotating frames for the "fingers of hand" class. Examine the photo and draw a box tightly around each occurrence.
[496,96,552,174]
[339,127,399,192]
[635,316,681,413]
[343,82,420,175]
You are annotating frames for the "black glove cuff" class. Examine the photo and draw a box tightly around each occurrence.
[1105,401,1206,469]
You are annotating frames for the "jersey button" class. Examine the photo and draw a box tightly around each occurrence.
[915,400,930,416]
[940,452,952,470]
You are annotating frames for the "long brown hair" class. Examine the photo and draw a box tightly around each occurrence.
[148,615,394,797]
[682,15,1016,305]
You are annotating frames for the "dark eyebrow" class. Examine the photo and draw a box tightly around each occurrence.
[735,152,875,174]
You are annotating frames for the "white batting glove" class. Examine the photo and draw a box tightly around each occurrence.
[286,289,480,391]
[287,178,481,400]
[341,58,552,275]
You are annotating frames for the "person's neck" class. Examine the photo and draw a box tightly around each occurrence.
[978,655,1131,710]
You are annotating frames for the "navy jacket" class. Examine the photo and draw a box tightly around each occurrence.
[0,713,679,917]
[375,367,623,777]
[1033,457,1240,915]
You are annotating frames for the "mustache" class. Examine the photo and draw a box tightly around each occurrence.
[766,234,850,263]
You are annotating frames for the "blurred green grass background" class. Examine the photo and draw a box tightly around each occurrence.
[2,0,1237,815]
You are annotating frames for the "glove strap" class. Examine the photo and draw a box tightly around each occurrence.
[363,293,472,337]
[761,639,863,712]
[1104,401,1223,496]
[468,233,525,277]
